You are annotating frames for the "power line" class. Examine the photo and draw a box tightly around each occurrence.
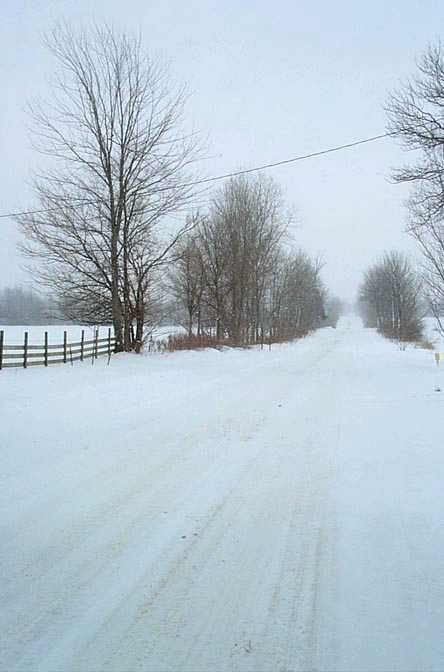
[182,132,394,187]
[0,131,394,220]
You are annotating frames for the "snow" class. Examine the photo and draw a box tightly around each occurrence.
[1,317,444,671]
[424,315,444,351]
[149,325,187,341]
[0,323,186,349]
[0,324,109,346]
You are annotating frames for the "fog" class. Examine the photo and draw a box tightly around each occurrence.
[1,0,442,299]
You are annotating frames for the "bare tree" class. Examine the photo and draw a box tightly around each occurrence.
[169,175,327,346]
[208,174,286,343]
[359,252,423,342]
[169,223,206,337]
[387,43,444,333]
[268,250,325,339]
[324,296,343,328]
[197,212,231,339]
[18,23,201,351]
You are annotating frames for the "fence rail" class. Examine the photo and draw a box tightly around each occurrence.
[0,328,116,370]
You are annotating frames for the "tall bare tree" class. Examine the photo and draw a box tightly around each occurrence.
[209,174,286,342]
[18,23,201,351]
[169,222,206,337]
[387,43,444,332]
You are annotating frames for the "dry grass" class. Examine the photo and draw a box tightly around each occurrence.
[152,329,312,353]
[166,333,225,351]
[414,338,435,351]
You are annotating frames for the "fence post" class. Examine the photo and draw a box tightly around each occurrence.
[0,330,3,370]
[81,330,84,361]
[63,331,67,364]
[95,329,99,359]
[24,332,28,369]
[44,331,48,367]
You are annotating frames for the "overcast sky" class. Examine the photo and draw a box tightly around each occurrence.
[1,0,443,300]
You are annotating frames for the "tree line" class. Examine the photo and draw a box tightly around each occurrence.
[8,27,444,346]
[358,252,423,342]
[16,23,336,350]
[387,42,444,336]
[0,286,59,325]
[359,41,444,344]
[169,174,332,344]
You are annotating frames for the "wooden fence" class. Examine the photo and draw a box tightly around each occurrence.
[0,328,116,370]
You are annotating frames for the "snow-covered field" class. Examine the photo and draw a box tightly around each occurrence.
[0,324,185,350]
[0,324,106,346]
[1,316,444,671]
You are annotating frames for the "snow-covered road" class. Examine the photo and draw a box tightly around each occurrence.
[1,317,444,671]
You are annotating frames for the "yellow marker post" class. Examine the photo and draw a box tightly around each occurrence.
[435,352,442,392]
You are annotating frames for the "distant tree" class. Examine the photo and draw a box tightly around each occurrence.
[359,252,423,342]
[168,174,330,347]
[268,251,326,339]
[0,286,58,325]
[207,174,286,343]
[18,23,201,351]
[169,223,206,337]
[387,43,444,333]
[324,296,343,328]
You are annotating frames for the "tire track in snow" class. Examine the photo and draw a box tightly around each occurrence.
[1,417,266,672]
[1,326,344,672]
[99,337,342,672]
